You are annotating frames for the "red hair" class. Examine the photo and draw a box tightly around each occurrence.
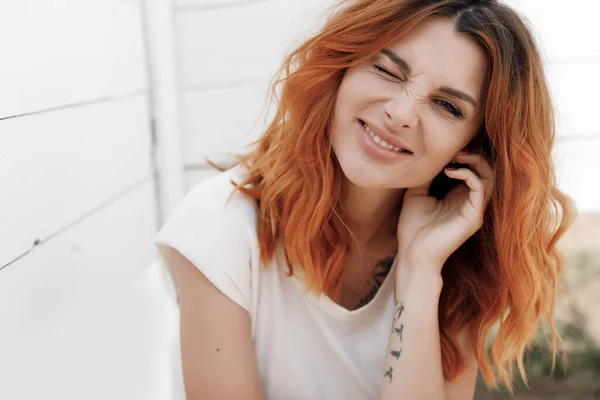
[209,0,575,392]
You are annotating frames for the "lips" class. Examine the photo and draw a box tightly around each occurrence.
[356,120,413,162]
[358,119,413,154]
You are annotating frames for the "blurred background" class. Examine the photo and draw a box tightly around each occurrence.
[0,0,598,399]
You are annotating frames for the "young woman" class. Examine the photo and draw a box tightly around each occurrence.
[154,0,575,399]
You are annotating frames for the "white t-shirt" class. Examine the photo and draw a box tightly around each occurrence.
[154,165,398,400]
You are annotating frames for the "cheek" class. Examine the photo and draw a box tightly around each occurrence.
[336,70,385,109]
[422,120,461,151]
[421,123,469,164]
[332,86,357,124]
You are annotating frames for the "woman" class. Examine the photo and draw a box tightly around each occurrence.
[154,0,575,399]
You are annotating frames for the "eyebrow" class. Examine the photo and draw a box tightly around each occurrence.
[380,48,479,110]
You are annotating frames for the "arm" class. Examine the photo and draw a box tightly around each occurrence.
[158,245,265,400]
[378,258,478,400]
[383,151,493,399]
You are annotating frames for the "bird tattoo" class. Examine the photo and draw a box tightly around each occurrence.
[396,303,405,319]
[394,324,404,341]
[384,366,393,383]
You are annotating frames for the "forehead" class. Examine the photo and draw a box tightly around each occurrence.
[387,15,489,102]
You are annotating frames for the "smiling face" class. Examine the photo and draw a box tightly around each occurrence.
[330,15,489,189]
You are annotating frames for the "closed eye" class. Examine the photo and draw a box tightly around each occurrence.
[433,98,463,119]
[372,64,406,83]
[372,62,464,119]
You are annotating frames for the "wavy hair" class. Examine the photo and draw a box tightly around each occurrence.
[209,0,575,392]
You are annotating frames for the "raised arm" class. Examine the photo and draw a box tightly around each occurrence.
[381,151,493,399]
[158,244,265,400]
[378,258,478,400]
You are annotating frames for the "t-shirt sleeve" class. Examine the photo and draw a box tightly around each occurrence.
[153,175,256,312]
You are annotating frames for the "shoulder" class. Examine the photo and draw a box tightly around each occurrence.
[155,164,260,258]
[164,165,259,237]
[185,165,258,226]
[154,165,259,312]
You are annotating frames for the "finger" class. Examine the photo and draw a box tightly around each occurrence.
[451,153,494,204]
[444,166,487,210]
[453,152,494,181]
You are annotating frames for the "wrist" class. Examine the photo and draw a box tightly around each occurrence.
[394,260,444,306]
[399,236,449,268]
[396,251,444,272]
[394,256,444,286]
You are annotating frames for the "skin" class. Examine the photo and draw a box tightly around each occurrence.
[330,15,495,399]
[330,14,489,252]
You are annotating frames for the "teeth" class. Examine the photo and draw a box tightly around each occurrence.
[362,122,408,153]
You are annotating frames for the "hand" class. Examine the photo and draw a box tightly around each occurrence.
[396,151,494,272]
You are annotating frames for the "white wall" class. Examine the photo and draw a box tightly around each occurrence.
[0,0,168,398]
[174,0,335,188]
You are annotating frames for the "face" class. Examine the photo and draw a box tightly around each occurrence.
[330,15,489,189]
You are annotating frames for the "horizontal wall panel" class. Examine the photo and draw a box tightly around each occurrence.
[0,96,152,267]
[502,0,600,61]
[553,140,600,213]
[182,83,270,163]
[548,61,600,137]
[176,0,331,86]
[0,179,159,400]
[0,0,147,119]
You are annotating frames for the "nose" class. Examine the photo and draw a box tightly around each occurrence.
[383,95,419,132]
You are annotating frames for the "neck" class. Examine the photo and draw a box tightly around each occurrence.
[341,178,406,249]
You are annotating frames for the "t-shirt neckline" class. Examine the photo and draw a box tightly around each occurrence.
[290,260,396,321]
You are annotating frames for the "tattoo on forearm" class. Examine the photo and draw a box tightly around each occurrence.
[395,301,405,320]
[393,324,404,341]
[391,300,405,331]
[356,255,395,308]
[385,300,406,383]
[384,366,393,383]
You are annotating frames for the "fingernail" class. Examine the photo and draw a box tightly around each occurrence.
[445,166,458,170]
